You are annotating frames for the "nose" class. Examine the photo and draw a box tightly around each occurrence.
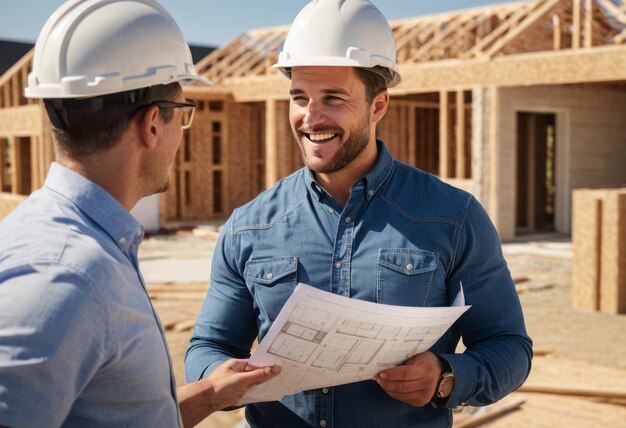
[302,99,325,128]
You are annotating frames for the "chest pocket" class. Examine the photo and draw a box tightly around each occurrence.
[377,249,438,307]
[246,256,298,321]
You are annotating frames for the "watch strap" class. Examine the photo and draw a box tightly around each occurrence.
[430,355,452,408]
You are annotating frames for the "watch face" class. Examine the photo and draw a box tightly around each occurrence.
[438,373,455,398]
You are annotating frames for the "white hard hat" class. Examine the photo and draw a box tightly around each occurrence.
[25,0,211,99]
[274,0,400,87]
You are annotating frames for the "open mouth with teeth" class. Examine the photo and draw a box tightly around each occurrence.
[305,133,338,142]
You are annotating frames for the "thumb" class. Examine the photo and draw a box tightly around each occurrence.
[238,365,281,386]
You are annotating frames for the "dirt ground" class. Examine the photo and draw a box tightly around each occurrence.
[144,232,626,428]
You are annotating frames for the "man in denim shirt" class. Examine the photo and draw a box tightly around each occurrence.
[185,0,532,427]
[0,1,279,427]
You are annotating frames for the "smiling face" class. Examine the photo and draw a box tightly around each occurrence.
[289,66,381,176]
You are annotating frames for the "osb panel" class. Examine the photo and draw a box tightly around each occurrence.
[275,100,301,180]
[599,190,626,314]
[0,105,43,136]
[189,108,219,218]
[572,189,605,311]
[228,102,262,210]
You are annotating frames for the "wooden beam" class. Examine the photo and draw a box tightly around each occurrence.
[394,44,626,94]
[483,0,563,58]
[455,90,466,179]
[439,91,449,179]
[518,384,626,400]
[199,45,626,102]
[460,1,534,59]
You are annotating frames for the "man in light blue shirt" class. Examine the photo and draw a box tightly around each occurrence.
[0,1,278,427]
[185,1,532,427]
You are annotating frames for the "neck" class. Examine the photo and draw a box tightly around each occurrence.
[315,138,378,208]
[57,144,142,211]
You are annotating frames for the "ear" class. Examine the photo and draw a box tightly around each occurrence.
[136,104,161,149]
[371,90,390,124]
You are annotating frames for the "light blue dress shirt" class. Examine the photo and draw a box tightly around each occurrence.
[186,141,532,428]
[0,163,181,427]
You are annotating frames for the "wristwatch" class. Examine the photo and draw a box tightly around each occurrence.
[431,356,455,407]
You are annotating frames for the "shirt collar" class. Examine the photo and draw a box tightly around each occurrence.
[363,140,394,200]
[304,140,394,202]
[44,162,144,253]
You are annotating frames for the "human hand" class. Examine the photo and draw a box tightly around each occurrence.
[373,351,441,407]
[204,359,281,412]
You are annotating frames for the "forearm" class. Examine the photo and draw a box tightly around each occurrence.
[177,380,217,428]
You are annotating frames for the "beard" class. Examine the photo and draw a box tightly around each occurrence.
[154,177,170,194]
[293,113,371,174]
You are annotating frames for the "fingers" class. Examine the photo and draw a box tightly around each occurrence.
[374,376,424,394]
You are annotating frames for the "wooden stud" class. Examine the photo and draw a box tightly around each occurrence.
[9,138,19,194]
[408,105,417,166]
[553,13,561,50]
[0,137,4,191]
[455,90,466,179]
[573,0,581,49]
[584,0,593,48]
[265,98,278,189]
[488,86,499,228]
[439,90,449,178]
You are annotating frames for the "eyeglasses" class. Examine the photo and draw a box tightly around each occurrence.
[153,99,196,129]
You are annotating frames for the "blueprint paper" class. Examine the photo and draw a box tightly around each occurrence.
[238,283,470,405]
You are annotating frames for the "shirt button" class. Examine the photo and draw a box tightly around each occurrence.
[320,420,327,427]
[118,237,127,245]
[328,208,334,214]
[345,217,352,223]
[406,263,414,271]
[266,273,273,280]
[322,387,329,394]
[368,190,375,196]
[334,262,342,269]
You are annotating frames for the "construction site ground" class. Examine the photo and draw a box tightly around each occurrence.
[140,228,626,428]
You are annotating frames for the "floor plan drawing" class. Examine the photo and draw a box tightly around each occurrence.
[238,283,470,405]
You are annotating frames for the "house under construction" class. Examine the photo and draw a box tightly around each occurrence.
[1,0,625,240]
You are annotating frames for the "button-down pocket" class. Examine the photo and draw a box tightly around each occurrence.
[377,249,438,306]
[246,256,298,321]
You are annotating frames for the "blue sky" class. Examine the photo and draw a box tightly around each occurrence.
[0,0,519,47]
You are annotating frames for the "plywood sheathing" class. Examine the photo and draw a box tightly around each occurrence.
[572,188,626,314]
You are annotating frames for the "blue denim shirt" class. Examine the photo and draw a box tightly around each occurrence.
[0,163,181,427]
[186,141,532,428]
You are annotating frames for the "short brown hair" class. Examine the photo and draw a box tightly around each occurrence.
[355,67,388,103]
[51,83,180,158]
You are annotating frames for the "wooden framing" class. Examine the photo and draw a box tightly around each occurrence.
[2,0,626,228]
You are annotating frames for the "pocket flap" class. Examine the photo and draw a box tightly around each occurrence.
[378,249,438,275]
[246,256,299,286]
